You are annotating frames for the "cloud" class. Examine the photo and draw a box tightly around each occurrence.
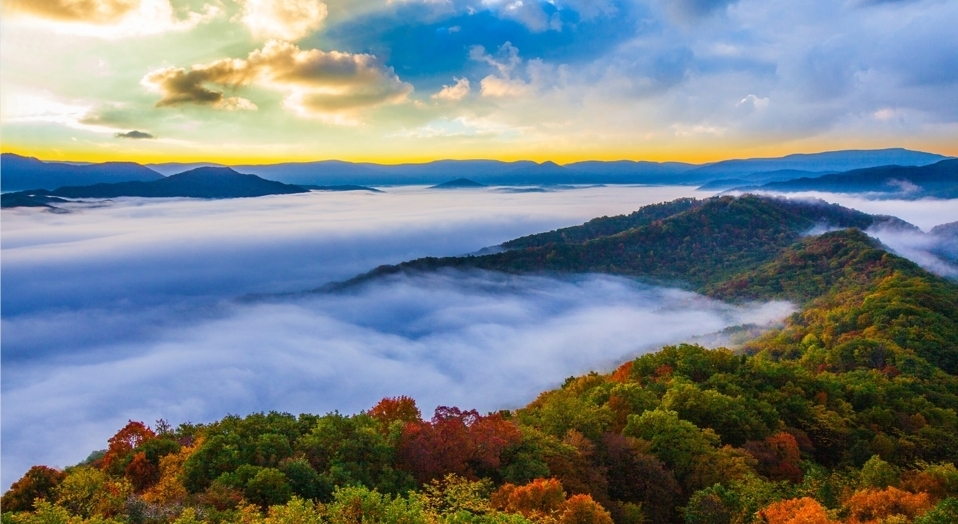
[737,94,769,110]
[431,77,471,101]
[867,224,958,278]
[666,0,740,20]
[237,0,328,41]
[3,0,221,38]
[6,0,138,23]
[141,40,412,122]
[113,129,154,139]
[469,42,533,97]
[479,75,530,97]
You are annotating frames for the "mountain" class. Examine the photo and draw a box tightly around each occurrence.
[7,149,951,189]
[754,158,958,198]
[6,194,958,524]
[2,167,307,208]
[686,148,949,179]
[350,195,893,290]
[1,153,164,191]
[430,178,486,189]
[696,170,836,190]
[143,162,226,176]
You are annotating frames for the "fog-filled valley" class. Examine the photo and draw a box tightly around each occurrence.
[3,185,958,497]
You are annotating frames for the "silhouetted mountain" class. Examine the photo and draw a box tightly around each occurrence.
[2,167,307,208]
[688,148,948,179]
[1,153,164,191]
[430,178,486,189]
[144,162,226,176]
[756,158,958,198]
[697,170,834,190]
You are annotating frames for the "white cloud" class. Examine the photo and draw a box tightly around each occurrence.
[479,75,530,97]
[431,77,471,101]
[237,0,328,41]
[738,94,769,110]
[2,0,221,38]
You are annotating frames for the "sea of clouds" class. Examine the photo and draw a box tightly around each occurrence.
[3,186,957,489]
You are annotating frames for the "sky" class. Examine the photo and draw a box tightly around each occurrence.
[2,0,957,164]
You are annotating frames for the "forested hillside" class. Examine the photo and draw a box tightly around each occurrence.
[5,195,958,524]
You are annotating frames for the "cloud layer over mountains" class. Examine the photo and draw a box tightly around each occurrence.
[3,187,958,491]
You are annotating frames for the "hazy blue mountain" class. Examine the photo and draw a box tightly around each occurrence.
[7,149,952,190]
[687,148,949,179]
[2,167,307,208]
[429,178,486,189]
[144,162,226,176]
[1,153,164,191]
[697,170,835,190]
[756,158,958,198]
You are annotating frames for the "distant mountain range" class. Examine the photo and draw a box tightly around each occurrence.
[3,148,949,192]
[1,167,307,209]
[746,159,958,198]
[2,149,954,209]
[1,153,164,191]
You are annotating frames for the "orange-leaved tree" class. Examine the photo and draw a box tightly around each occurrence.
[757,497,837,524]
[844,486,933,523]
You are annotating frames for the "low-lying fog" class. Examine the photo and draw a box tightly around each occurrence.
[3,186,957,489]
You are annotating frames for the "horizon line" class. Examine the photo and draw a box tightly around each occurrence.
[2,146,954,168]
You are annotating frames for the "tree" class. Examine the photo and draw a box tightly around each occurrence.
[370,397,422,432]
[844,486,932,524]
[558,494,613,524]
[491,478,566,521]
[1,466,66,513]
[245,468,293,509]
[599,433,680,524]
[55,466,132,518]
[399,407,521,483]
[859,455,898,489]
[101,421,156,474]
[744,432,803,483]
[757,497,837,524]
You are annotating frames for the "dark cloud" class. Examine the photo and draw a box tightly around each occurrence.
[142,41,411,119]
[114,130,155,139]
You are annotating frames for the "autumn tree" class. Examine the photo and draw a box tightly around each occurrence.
[757,497,837,524]
[370,396,422,432]
[101,420,156,475]
[399,407,522,483]
[0,465,67,513]
[844,486,933,524]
